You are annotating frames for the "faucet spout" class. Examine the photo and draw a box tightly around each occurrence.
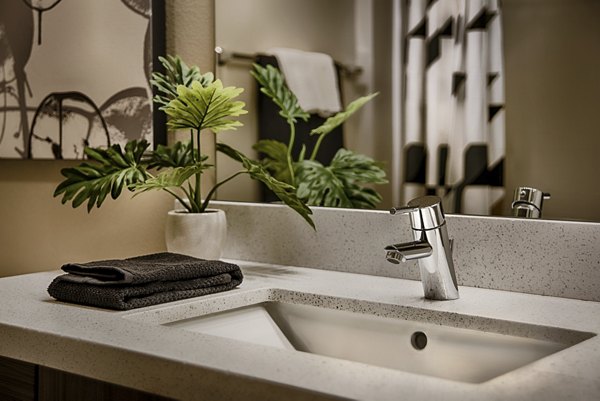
[385,196,459,300]
[385,236,433,263]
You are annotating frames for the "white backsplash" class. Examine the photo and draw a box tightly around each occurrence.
[212,201,600,302]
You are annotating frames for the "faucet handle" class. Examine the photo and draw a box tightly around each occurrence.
[390,206,420,215]
[391,196,446,230]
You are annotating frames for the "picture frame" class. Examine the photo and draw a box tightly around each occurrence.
[0,0,166,160]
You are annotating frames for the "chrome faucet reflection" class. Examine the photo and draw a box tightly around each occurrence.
[385,196,459,300]
[511,186,551,219]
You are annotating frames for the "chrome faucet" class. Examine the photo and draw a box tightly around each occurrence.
[385,196,459,300]
[511,186,551,219]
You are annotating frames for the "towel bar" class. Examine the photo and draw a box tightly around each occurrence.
[214,46,363,76]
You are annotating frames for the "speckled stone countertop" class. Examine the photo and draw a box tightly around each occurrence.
[1,261,599,401]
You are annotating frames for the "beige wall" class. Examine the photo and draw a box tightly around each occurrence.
[0,0,215,277]
[503,0,600,221]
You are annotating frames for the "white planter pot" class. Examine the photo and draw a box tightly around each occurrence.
[165,209,227,260]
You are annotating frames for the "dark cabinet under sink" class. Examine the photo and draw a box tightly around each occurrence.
[0,355,174,401]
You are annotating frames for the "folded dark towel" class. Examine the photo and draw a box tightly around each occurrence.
[47,252,243,310]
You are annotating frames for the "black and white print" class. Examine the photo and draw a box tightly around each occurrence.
[0,0,164,160]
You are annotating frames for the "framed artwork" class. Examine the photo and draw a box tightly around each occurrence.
[0,0,166,160]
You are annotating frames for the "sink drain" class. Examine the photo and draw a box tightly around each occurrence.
[411,331,428,350]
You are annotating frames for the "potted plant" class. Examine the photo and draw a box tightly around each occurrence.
[54,56,314,259]
[251,64,388,209]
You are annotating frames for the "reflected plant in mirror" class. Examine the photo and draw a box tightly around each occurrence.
[53,55,314,228]
[214,0,600,222]
[251,64,387,209]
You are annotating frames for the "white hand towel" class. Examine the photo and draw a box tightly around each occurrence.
[269,47,342,117]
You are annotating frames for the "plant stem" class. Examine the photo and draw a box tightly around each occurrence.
[310,133,326,161]
[194,128,202,213]
[183,184,195,209]
[146,169,192,213]
[286,119,296,186]
[200,170,246,211]
[189,129,195,161]
[164,188,192,212]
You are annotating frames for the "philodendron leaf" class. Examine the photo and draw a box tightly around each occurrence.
[147,141,197,169]
[253,139,292,184]
[343,185,384,210]
[134,158,211,193]
[251,64,309,123]
[329,148,388,186]
[53,140,151,212]
[310,93,378,138]
[162,80,247,132]
[295,148,387,209]
[295,159,353,208]
[217,142,315,229]
[151,55,214,106]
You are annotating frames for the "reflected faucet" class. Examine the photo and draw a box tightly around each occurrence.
[385,196,459,300]
[511,187,551,219]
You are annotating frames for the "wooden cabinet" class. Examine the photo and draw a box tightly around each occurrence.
[0,356,174,401]
[0,356,36,401]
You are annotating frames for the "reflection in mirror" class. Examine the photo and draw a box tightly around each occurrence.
[214,0,600,222]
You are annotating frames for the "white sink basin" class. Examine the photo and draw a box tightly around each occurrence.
[164,299,590,383]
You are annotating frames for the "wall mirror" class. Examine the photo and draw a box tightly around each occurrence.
[0,0,165,160]
[214,0,600,223]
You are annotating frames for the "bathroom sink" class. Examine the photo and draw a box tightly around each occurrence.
[163,299,589,383]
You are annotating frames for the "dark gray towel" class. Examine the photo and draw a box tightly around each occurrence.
[47,252,243,310]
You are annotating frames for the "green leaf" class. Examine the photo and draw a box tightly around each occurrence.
[147,141,198,169]
[295,148,387,209]
[217,142,314,229]
[295,159,353,208]
[161,80,247,133]
[343,185,384,210]
[53,140,151,212]
[151,55,214,106]
[310,93,378,138]
[251,64,309,123]
[252,139,292,184]
[134,161,211,193]
[329,148,387,186]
